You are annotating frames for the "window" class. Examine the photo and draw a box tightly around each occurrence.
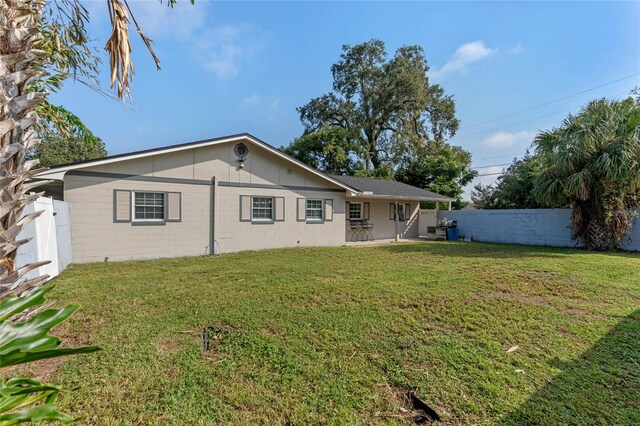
[390,203,408,221]
[306,199,323,221]
[252,197,273,221]
[134,192,165,221]
[349,202,362,220]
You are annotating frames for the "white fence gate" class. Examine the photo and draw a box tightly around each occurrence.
[15,197,73,282]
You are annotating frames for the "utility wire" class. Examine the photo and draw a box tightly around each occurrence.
[474,152,526,161]
[459,73,640,131]
[452,90,630,141]
[476,172,504,177]
[472,162,512,169]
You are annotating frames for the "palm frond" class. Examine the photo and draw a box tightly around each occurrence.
[105,0,134,99]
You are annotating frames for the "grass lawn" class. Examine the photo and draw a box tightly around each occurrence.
[16,242,640,424]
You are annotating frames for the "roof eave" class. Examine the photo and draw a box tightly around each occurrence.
[34,133,360,193]
[347,193,454,202]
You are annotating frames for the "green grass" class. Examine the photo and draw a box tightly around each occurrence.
[18,242,640,424]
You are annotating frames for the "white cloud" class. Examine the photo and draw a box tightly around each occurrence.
[195,23,270,79]
[241,94,262,106]
[89,2,268,79]
[430,41,497,80]
[482,130,535,149]
[240,95,280,120]
[131,1,208,40]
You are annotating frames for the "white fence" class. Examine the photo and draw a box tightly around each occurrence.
[15,198,73,281]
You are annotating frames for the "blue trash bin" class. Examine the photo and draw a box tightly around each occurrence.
[447,227,460,241]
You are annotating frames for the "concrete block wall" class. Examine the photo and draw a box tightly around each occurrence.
[65,175,211,263]
[438,208,640,251]
[215,186,346,254]
[621,211,640,251]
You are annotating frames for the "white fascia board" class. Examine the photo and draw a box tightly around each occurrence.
[347,193,454,202]
[35,134,360,193]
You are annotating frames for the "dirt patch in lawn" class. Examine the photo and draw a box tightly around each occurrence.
[3,327,93,383]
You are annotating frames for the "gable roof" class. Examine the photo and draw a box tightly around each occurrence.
[330,174,454,202]
[36,133,358,193]
[36,132,452,201]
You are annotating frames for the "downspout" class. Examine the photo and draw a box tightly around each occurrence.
[210,176,218,255]
[395,198,399,241]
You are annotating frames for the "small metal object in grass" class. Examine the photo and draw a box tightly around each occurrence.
[406,388,440,423]
[202,324,237,351]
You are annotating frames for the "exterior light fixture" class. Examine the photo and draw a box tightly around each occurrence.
[234,143,249,168]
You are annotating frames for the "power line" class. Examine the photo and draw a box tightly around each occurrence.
[476,172,504,177]
[459,72,640,131]
[454,106,578,140]
[474,152,526,161]
[452,89,630,141]
[472,162,512,169]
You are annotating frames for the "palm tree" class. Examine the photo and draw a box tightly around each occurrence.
[1,0,182,420]
[534,97,640,251]
[1,0,164,297]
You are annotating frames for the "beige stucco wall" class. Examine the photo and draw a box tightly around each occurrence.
[63,138,348,262]
[344,198,420,241]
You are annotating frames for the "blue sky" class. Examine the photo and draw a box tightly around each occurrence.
[54,1,640,197]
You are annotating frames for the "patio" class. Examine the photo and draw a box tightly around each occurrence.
[344,237,426,246]
[329,175,454,243]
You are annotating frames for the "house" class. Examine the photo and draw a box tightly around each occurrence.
[35,134,453,263]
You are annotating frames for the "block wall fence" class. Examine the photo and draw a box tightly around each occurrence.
[437,208,640,252]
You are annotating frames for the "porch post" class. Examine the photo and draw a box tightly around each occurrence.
[448,201,452,211]
[395,199,399,241]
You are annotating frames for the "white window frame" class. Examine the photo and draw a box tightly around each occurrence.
[251,196,274,222]
[305,199,324,221]
[349,202,363,220]
[132,191,166,222]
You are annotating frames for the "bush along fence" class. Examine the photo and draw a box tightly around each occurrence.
[15,197,73,282]
[437,208,640,252]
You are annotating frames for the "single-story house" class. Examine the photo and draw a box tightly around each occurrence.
[35,133,453,263]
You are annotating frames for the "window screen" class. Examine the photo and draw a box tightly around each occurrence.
[252,197,273,221]
[306,199,323,220]
[134,192,165,220]
[349,203,362,220]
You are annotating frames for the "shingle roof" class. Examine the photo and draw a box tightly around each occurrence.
[329,175,454,201]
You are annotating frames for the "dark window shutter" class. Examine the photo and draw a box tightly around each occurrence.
[324,199,333,221]
[240,195,251,221]
[275,197,285,221]
[345,202,350,220]
[166,192,182,222]
[113,189,131,223]
[297,198,306,222]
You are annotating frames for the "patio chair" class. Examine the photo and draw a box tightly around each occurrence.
[349,220,364,242]
[362,220,374,241]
